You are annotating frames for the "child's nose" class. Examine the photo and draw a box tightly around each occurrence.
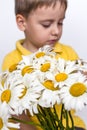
[51,25,59,36]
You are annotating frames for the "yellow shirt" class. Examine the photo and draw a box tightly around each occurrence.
[2,39,86,129]
[2,39,79,71]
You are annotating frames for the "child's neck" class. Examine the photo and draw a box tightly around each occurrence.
[23,42,39,53]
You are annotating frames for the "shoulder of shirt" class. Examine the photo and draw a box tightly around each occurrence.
[2,49,22,71]
[60,42,78,54]
[55,42,79,60]
[3,49,21,61]
[58,42,75,50]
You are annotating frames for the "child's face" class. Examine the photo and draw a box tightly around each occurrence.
[23,1,66,52]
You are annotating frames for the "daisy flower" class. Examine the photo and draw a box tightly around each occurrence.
[59,73,87,111]
[16,45,56,77]
[0,72,23,115]
[0,102,20,130]
[35,72,61,108]
[33,55,56,73]
[0,45,87,130]
[75,59,87,74]
[0,71,9,87]
[17,73,45,115]
[39,89,60,108]
[53,58,80,88]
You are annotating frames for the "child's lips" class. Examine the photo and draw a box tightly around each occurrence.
[48,39,58,44]
[46,40,57,47]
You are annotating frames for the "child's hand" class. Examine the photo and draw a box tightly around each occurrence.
[14,111,37,130]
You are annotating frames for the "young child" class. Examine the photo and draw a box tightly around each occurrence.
[2,0,86,130]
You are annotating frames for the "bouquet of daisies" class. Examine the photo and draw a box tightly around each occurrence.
[0,45,87,130]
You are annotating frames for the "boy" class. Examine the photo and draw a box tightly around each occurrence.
[2,0,86,130]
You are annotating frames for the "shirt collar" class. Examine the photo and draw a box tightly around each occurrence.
[53,42,63,53]
[16,39,31,55]
[16,39,63,55]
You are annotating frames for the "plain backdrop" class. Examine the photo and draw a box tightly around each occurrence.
[0,0,87,128]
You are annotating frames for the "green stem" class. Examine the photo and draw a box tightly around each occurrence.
[47,107,58,129]
[65,110,69,130]
[68,111,75,130]
[11,106,75,130]
[38,106,55,130]
[60,104,64,124]
[43,107,56,130]
[36,106,51,130]
[36,113,49,130]
[54,105,64,130]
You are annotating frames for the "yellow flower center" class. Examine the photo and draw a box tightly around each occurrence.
[43,80,58,91]
[55,73,68,82]
[35,52,45,58]
[9,64,17,72]
[40,63,50,72]
[19,87,27,99]
[1,89,11,103]
[70,82,86,97]
[22,66,34,76]
[0,118,3,129]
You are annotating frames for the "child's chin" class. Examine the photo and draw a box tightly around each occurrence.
[48,43,55,48]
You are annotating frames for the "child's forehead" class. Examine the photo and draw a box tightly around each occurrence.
[30,1,66,18]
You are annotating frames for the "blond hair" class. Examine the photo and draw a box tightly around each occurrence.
[15,0,67,18]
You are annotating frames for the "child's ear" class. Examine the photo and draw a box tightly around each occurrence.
[16,14,26,31]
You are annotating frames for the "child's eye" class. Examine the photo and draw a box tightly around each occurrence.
[42,24,51,28]
[58,22,63,26]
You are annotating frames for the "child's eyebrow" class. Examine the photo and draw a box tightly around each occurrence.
[39,16,65,22]
[39,19,54,22]
[60,16,66,20]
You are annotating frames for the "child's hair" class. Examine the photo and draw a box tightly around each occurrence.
[15,0,67,18]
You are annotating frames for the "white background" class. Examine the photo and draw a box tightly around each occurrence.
[0,0,87,127]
